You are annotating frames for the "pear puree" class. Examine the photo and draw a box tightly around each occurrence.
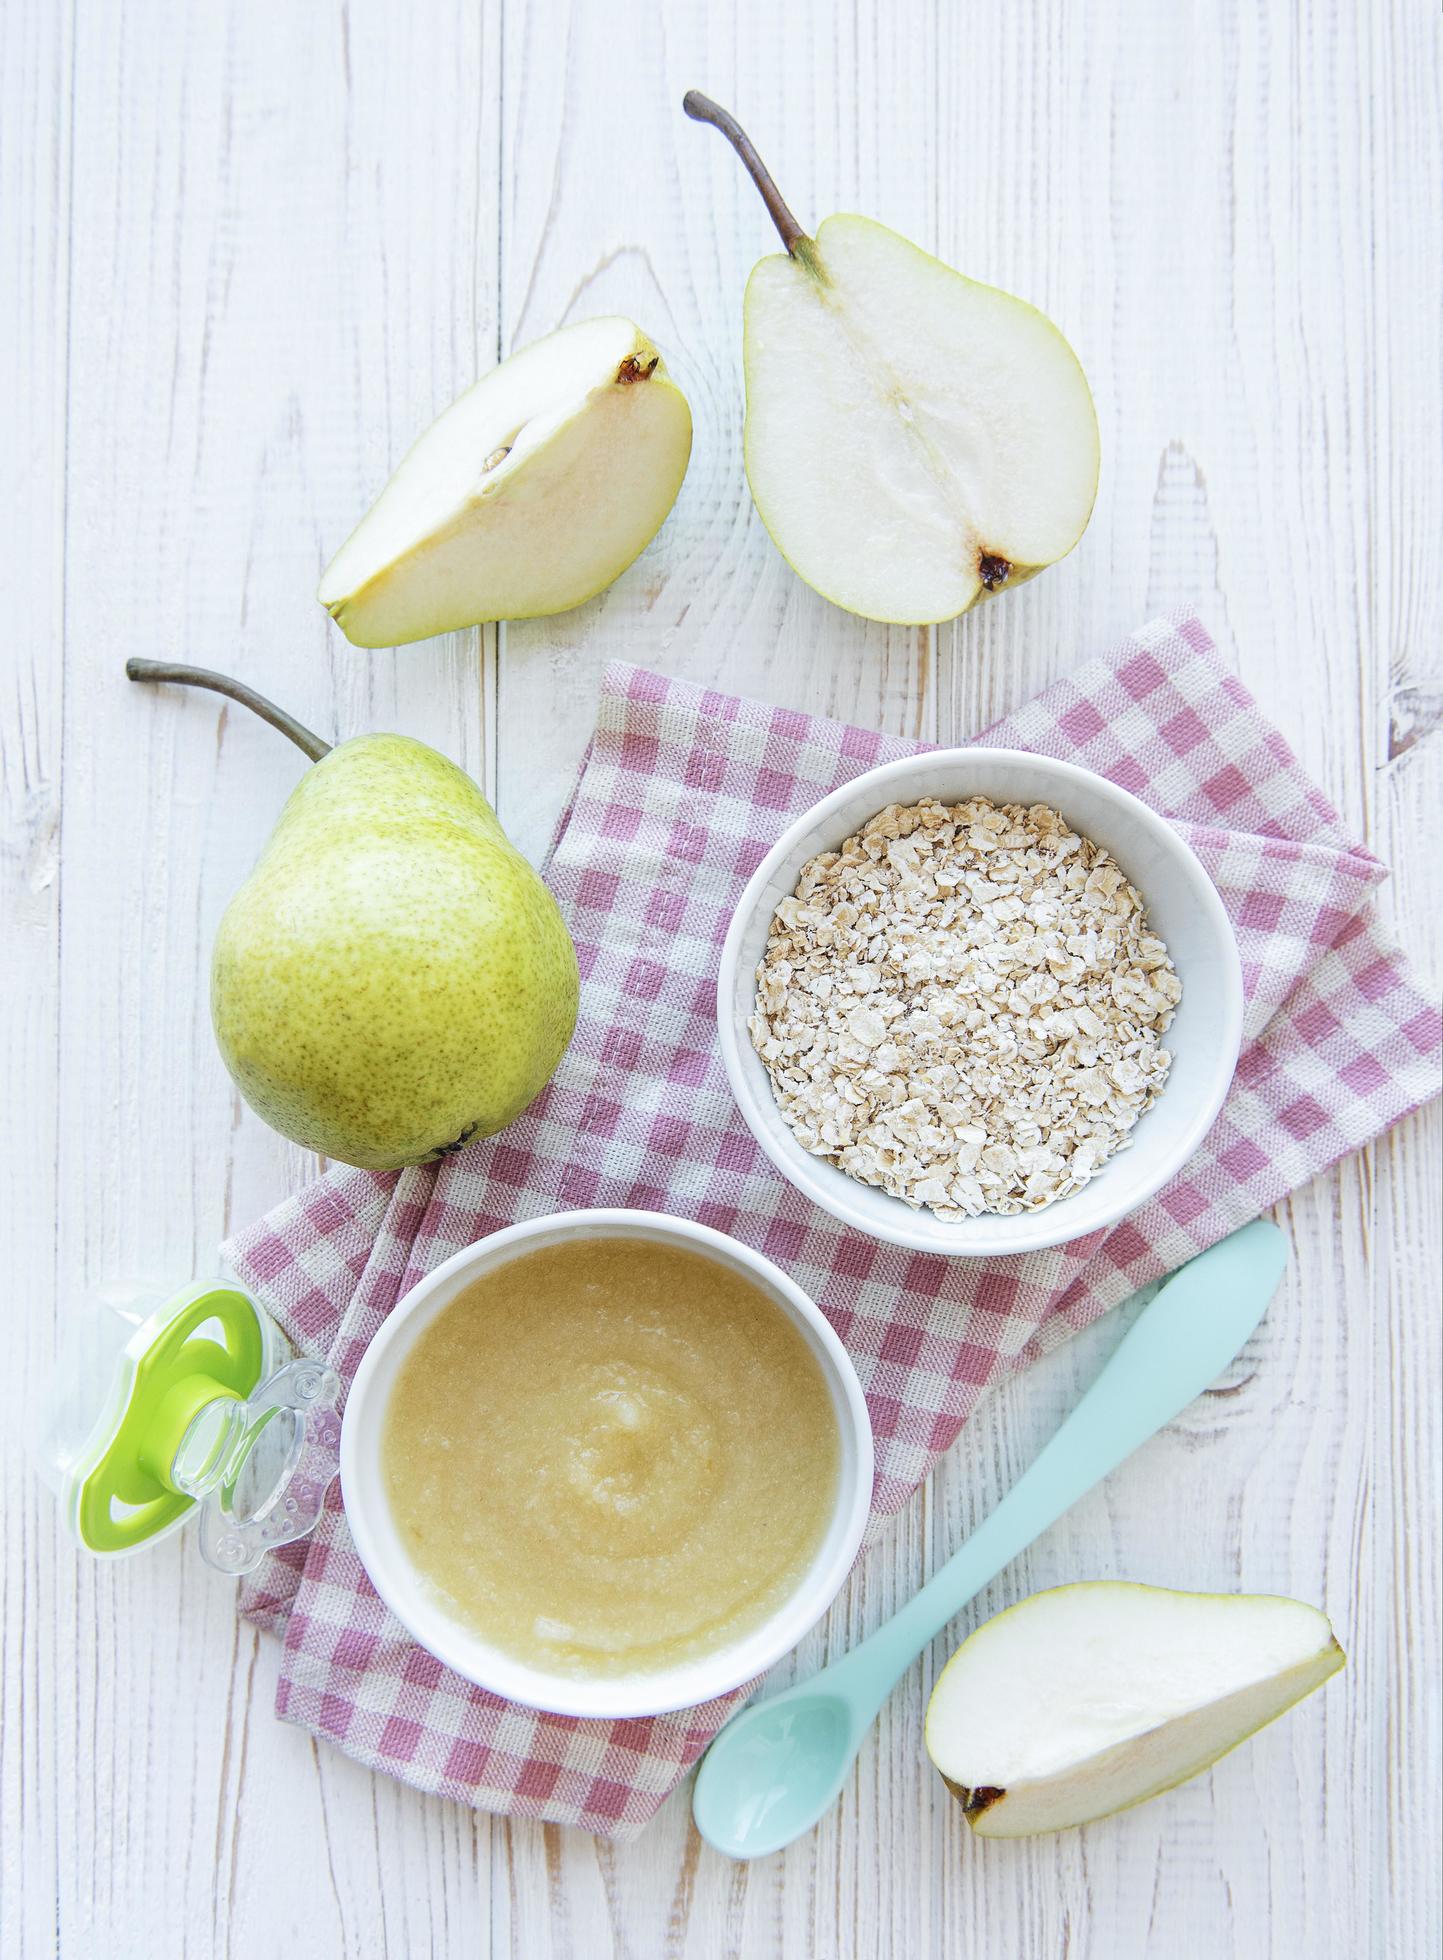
[381,1236,840,1677]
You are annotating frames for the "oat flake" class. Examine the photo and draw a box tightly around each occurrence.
[748,796,1182,1218]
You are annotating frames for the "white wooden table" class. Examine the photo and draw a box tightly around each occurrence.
[4,2,1440,1954]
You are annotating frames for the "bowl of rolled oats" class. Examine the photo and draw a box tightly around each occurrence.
[718,750,1243,1256]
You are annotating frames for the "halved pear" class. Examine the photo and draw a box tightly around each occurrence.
[685,94,1099,623]
[925,1582,1344,1838]
[319,317,692,647]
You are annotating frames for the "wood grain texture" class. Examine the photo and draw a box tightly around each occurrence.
[2,0,1439,1954]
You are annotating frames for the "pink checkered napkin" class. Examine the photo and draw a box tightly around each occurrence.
[225,615,1441,1839]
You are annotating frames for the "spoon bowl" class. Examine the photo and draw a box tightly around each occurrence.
[693,1693,857,1858]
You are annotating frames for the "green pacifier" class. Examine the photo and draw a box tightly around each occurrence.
[36,1277,341,1572]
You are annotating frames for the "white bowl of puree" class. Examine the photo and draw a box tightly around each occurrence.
[341,1209,874,1719]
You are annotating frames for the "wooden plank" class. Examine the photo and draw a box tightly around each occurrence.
[0,0,72,1953]
[923,0,1443,1954]
[492,0,942,869]
[3,2,500,1952]
[489,3,944,1951]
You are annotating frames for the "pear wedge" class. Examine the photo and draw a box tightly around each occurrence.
[685,94,1099,623]
[319,317,692,647]
[925,1582,1344,1838]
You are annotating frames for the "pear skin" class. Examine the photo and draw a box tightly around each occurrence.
[211,734,578,1168]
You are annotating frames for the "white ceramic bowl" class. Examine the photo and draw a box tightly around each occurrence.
[341,1209,874,1719]
[718,749,1243,1258]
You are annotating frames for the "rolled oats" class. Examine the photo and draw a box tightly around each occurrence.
[748,796,1181,1218]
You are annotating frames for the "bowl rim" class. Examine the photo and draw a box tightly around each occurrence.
[340,1207,875,1719]
[716,746,1245,1257]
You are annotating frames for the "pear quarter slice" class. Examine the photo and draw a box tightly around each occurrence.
[686,94,1099,624]
[319,317,692,647]
[924,1582,1344,1838]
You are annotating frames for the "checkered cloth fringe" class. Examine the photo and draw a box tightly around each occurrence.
[225,615,1441,1838]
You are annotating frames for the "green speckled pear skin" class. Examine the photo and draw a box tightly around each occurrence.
[211,735,579,1169]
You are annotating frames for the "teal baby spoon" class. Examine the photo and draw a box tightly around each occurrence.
[692,1219,1288,1859]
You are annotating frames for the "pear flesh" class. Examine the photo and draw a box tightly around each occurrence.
[924,1582,1344,1838]
[685,95,1099,624]
[212,735,579,1169]
[319,317,692,647]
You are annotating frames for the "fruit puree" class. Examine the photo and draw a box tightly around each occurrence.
[381,1235,840,1677]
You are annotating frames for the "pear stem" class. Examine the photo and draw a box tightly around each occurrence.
[126,659,332,761]
[683,91,807,256]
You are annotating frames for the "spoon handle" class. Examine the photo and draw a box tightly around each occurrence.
[829,1219,1287,1720]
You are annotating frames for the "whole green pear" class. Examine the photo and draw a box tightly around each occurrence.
[129,661,578,1169]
